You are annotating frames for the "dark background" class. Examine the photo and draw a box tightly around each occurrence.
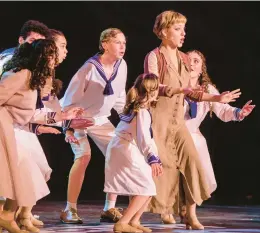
[1,1,259,206]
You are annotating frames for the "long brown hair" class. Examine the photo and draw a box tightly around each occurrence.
[51,78,63,96]
[123,73,159,115]
[2,39,58,90]
[187,50,217,117]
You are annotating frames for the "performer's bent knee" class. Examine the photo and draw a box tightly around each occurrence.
[74,153,91,165]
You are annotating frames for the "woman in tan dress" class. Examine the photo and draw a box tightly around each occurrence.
[0,39,60,233]
[144,10,241,230]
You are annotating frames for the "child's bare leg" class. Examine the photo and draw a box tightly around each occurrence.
[130,197,151,224]
[129,197,152,232]
[118,196,149,224]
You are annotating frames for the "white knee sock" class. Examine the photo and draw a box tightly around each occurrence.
[65,202,77,211]
[103,200,116,211]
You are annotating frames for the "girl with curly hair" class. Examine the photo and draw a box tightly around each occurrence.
[0,39,82,233]
[181,49,255,212]
[10,31,87,233]
[0,39,57,233]
[104,73,163,233]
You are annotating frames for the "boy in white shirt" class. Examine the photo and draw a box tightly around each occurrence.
[60,28,127,224]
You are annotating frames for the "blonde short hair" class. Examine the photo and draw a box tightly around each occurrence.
[99,28,123,53]
[153,10,187,39]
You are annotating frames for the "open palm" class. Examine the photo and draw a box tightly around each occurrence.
[63,107,84,120]
[238,100,256,120]
[219,89,241,103]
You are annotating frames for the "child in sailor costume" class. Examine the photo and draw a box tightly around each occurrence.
[104,73,163,233]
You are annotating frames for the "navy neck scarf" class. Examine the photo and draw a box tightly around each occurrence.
[87,53,122,95]
[36,90,44,109]
[36,91,50,109]
[185,97,197,119]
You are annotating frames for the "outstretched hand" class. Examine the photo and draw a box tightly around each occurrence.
[62,107,84,120]
[218,89,241,103]
[38,126,61,134]
[238,100,256,120]
[70,118,95,129]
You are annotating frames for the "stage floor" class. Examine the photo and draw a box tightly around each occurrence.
[31,202,260,233]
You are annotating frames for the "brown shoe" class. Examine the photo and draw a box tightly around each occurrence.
[31,215,44,227]
[113,223,143,233]
[100,208,122,223]
[60,208,83,224]
[0,217,29,233]
[17,214,40,233]
[130,222,152,232]
[184,215,204,230]
[161,214,176,224]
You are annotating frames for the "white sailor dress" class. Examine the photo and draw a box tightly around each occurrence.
[104,108,161,196]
